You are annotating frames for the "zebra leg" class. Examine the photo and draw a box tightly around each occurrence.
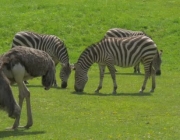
[95,65,106,93]
[150,67,156,92]
[133,67,136,73]
[139,65,150,93]
[53,79,58,87]
[134,63,140,73]
[137,63,141,73]
[107,65,117,94]
[139,75,148,93]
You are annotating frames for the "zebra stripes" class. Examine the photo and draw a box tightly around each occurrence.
[74,35,162,94]
[12,31,71,88]
[104,28,146,38]
[104,28,148,74]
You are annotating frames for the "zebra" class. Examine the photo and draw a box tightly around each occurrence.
[11,31,71,88]
[104,28,147,38]
[104,28,148,74]
[74,35,162,94]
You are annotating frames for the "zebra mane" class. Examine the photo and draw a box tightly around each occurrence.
[79,37,111,58]
[84,42,99,52]
[77,43,97,64]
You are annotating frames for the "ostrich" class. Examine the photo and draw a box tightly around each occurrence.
[0,63,21,129]
[1,46,55,130]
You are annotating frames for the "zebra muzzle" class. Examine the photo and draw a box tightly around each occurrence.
[156,70,161,75]
[74,86,83,92]
[44,86,50,90]
[61,82,67,88]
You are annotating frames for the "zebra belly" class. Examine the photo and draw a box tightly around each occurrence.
[116,64,136,68]
[115,60,140,68]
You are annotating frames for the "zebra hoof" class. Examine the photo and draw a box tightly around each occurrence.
[150,89,154,93]
[24,81,29,84]
[139,90,143,94]
[95,90,99,93]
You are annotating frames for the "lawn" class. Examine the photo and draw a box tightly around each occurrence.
[0,0,180,139]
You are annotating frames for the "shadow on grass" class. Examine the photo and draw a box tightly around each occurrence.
[11,84,63,89]
[105,72,161,77]
[0,130,45,139]
[71,91,152,96]
[105,72,144,76]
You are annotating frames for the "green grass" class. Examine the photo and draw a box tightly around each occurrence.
[0,0,180,139]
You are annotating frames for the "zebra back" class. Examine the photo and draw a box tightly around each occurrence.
[104,28,146,38]
[77,35,157,69]
[12,31,69,65]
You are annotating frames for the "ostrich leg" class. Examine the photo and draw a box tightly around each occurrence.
[11,64,33,129]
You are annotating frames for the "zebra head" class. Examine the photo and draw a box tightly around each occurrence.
[60,63,71,88]
[152,50,163,75]
[74,63,88,92]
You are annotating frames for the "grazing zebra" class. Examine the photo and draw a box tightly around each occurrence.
[74,35,162,94]
[104,28,147,38]
[104,28,148,74]
[12,31,71,88]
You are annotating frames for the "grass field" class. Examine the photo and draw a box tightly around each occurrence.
[0,0,180,139]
